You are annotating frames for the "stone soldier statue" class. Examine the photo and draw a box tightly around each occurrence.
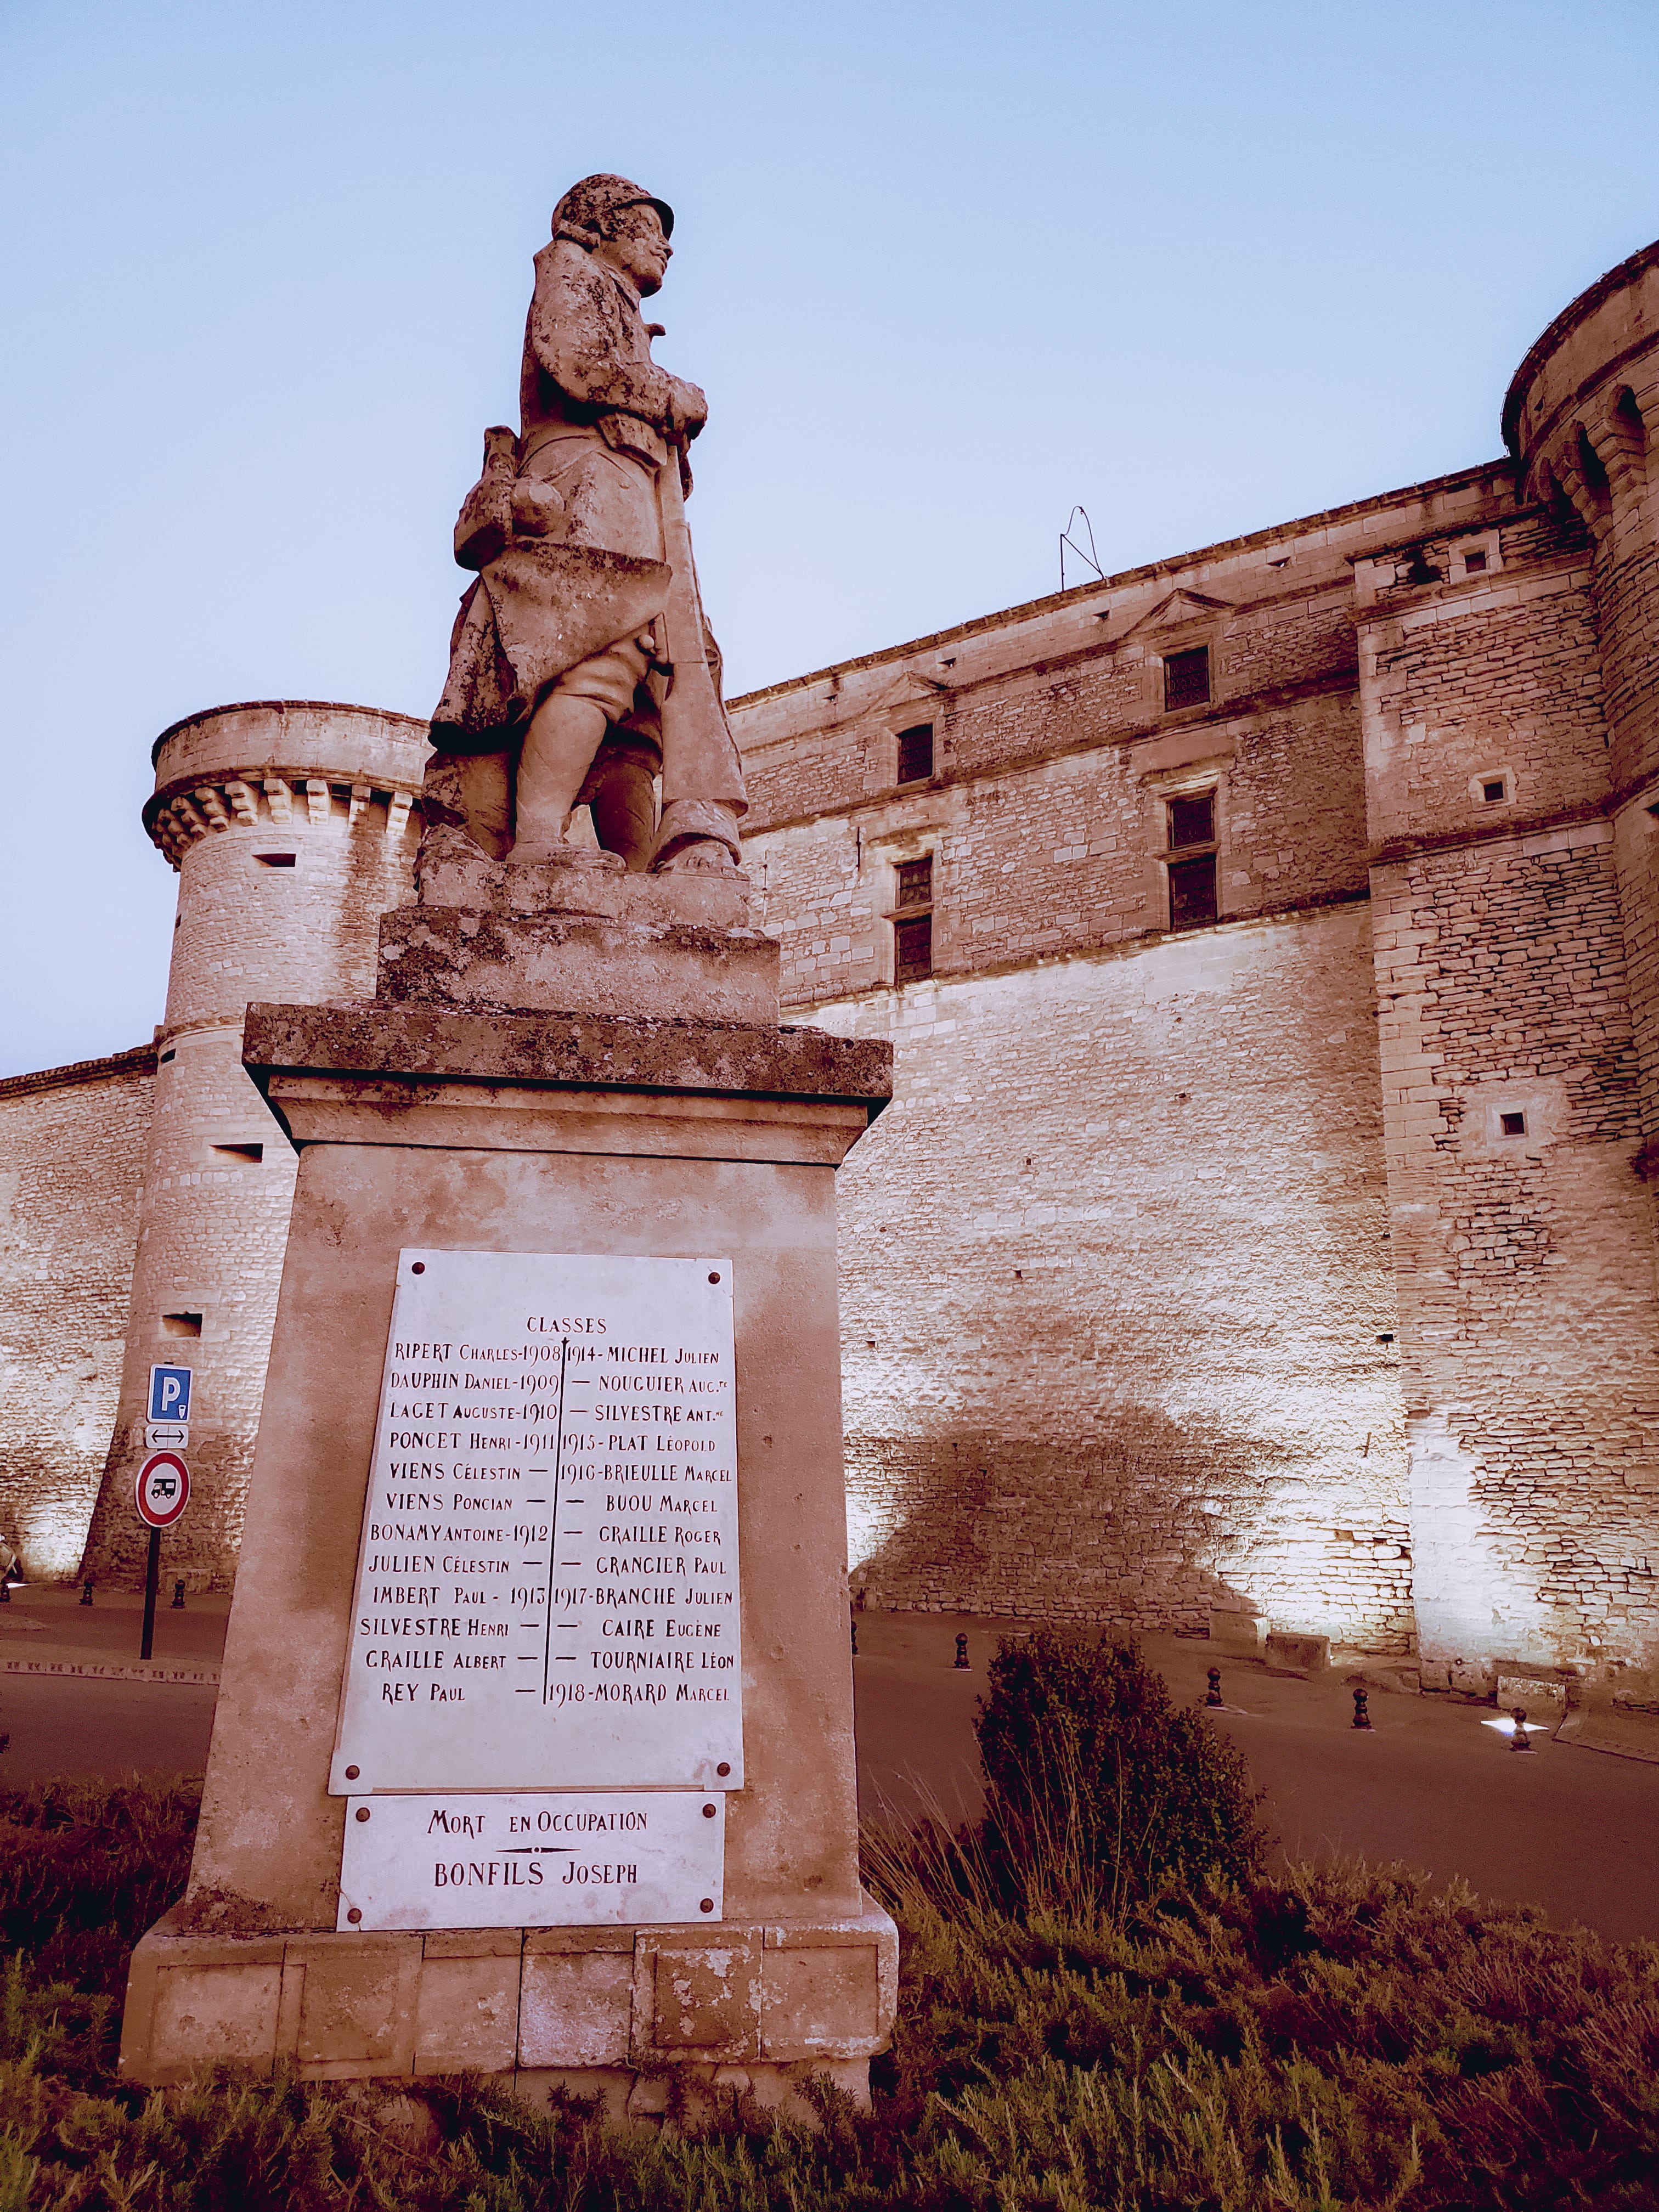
[425,174,746,873]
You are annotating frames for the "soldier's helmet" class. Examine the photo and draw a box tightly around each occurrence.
[552,174,675,249]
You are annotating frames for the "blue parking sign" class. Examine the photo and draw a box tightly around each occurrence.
[148,1365,193,1423]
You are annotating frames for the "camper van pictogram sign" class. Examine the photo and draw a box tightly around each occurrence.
[135,1452,191,1530]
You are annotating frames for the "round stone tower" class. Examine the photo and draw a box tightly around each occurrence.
[81,702,430,1587]
[1504,240,1659,1172]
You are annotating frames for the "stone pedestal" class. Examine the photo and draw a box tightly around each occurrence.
[117,866,896,2116]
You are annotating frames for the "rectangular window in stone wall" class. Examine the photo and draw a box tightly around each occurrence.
[1167,792,1215,848]
[896,724,935,783]
[1165,789,1218,932]
[894,915,933,981]
[1164,647,1211,711]
[1167,854,1218,932]
[896,856,933,909]
[893,854,934,981]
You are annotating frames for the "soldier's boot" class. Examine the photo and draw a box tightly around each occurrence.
[586,753,659,871]
[510,691,609,864]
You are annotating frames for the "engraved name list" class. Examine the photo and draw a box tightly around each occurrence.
[330,1250,742,1799]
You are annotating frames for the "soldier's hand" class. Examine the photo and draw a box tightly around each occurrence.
[666,377,709,442]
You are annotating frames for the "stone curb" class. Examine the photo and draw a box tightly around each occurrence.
[2,1656,221,1688]
[1555,1710,1659,1765]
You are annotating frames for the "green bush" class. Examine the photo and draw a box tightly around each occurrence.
[974,1627,1266,1911]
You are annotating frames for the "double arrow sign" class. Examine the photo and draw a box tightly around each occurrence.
[146,1363,193,1452]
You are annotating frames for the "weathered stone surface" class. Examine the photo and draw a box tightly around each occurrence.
[376,905,780,1026]
[121,1910,895,2091]
[287,1933,423,2075]
[1209,1612,1267,1654]
[0,1046,154,1581]
[761,1949,879,2057]
[1494,1669,1570,1714]
[413,1951,522,2075]
[637,1931,763,2062]
[119,1909,288,2084]
[242,1003,892,1110]
[414,834,757,929]
[1265,1631,1330,1674]
[520,1943,634,2068]
[760,1908,898,2062]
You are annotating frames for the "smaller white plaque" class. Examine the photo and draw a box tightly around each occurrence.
[336,1791,725,1931]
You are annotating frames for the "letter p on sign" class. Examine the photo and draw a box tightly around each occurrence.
[149,1365,193,1423]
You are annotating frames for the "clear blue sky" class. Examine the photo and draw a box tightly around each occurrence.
[2,0,1656,1075]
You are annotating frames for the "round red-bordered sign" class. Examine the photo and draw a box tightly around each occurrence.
[136,1451,190,1530]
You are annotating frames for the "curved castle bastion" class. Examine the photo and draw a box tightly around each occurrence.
[4,240,1658,1701]
[63,703,428,1587]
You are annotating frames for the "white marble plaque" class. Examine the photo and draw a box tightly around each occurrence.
[329,1250,741,1795]
[336,1790,725,1929]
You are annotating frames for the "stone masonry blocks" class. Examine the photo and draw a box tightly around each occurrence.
[0,1048,155,1578]
[120,1903,899,2089]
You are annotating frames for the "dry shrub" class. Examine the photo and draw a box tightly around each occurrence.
[974,1627,1267,1913]
[1,1752,1657,2205]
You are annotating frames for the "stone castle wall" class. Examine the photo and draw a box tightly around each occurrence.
[0,1048,154,1578]
[729,467,1506,1649]
[726,228,1659,1689]
[1356,238,1659,1688]
[806,906,1412,1645]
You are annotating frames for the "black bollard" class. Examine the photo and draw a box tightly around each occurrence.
[0,1578,9,1605]
[1510,1704,1534,1751]
[171,1580,187,1610]
[1205,1666,1223,1707]
[850,1610,857,1657]
[80,1579,94,1607]
[954,1633,969,1669]
[1352,1686,1373,1730]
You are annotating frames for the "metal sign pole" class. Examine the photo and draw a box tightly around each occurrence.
[134,1447,189,1663]
[140,1527,161,1661]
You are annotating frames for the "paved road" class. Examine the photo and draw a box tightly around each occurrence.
[0,1586,229,1668]
[1,1587,224,1784]
[5,1592,1658,1942]
[0,1672,216,1783]
[854,1613,1659,1944]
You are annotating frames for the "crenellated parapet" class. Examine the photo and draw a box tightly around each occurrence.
[142,699,428,871]
[1515,370,1657,555]
[145,773,419,868]
[1505,240,1659,555]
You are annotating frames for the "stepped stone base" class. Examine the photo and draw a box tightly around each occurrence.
[377,905,780,1025]
[391,827,778,1025]
[120,1897,898,2108]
